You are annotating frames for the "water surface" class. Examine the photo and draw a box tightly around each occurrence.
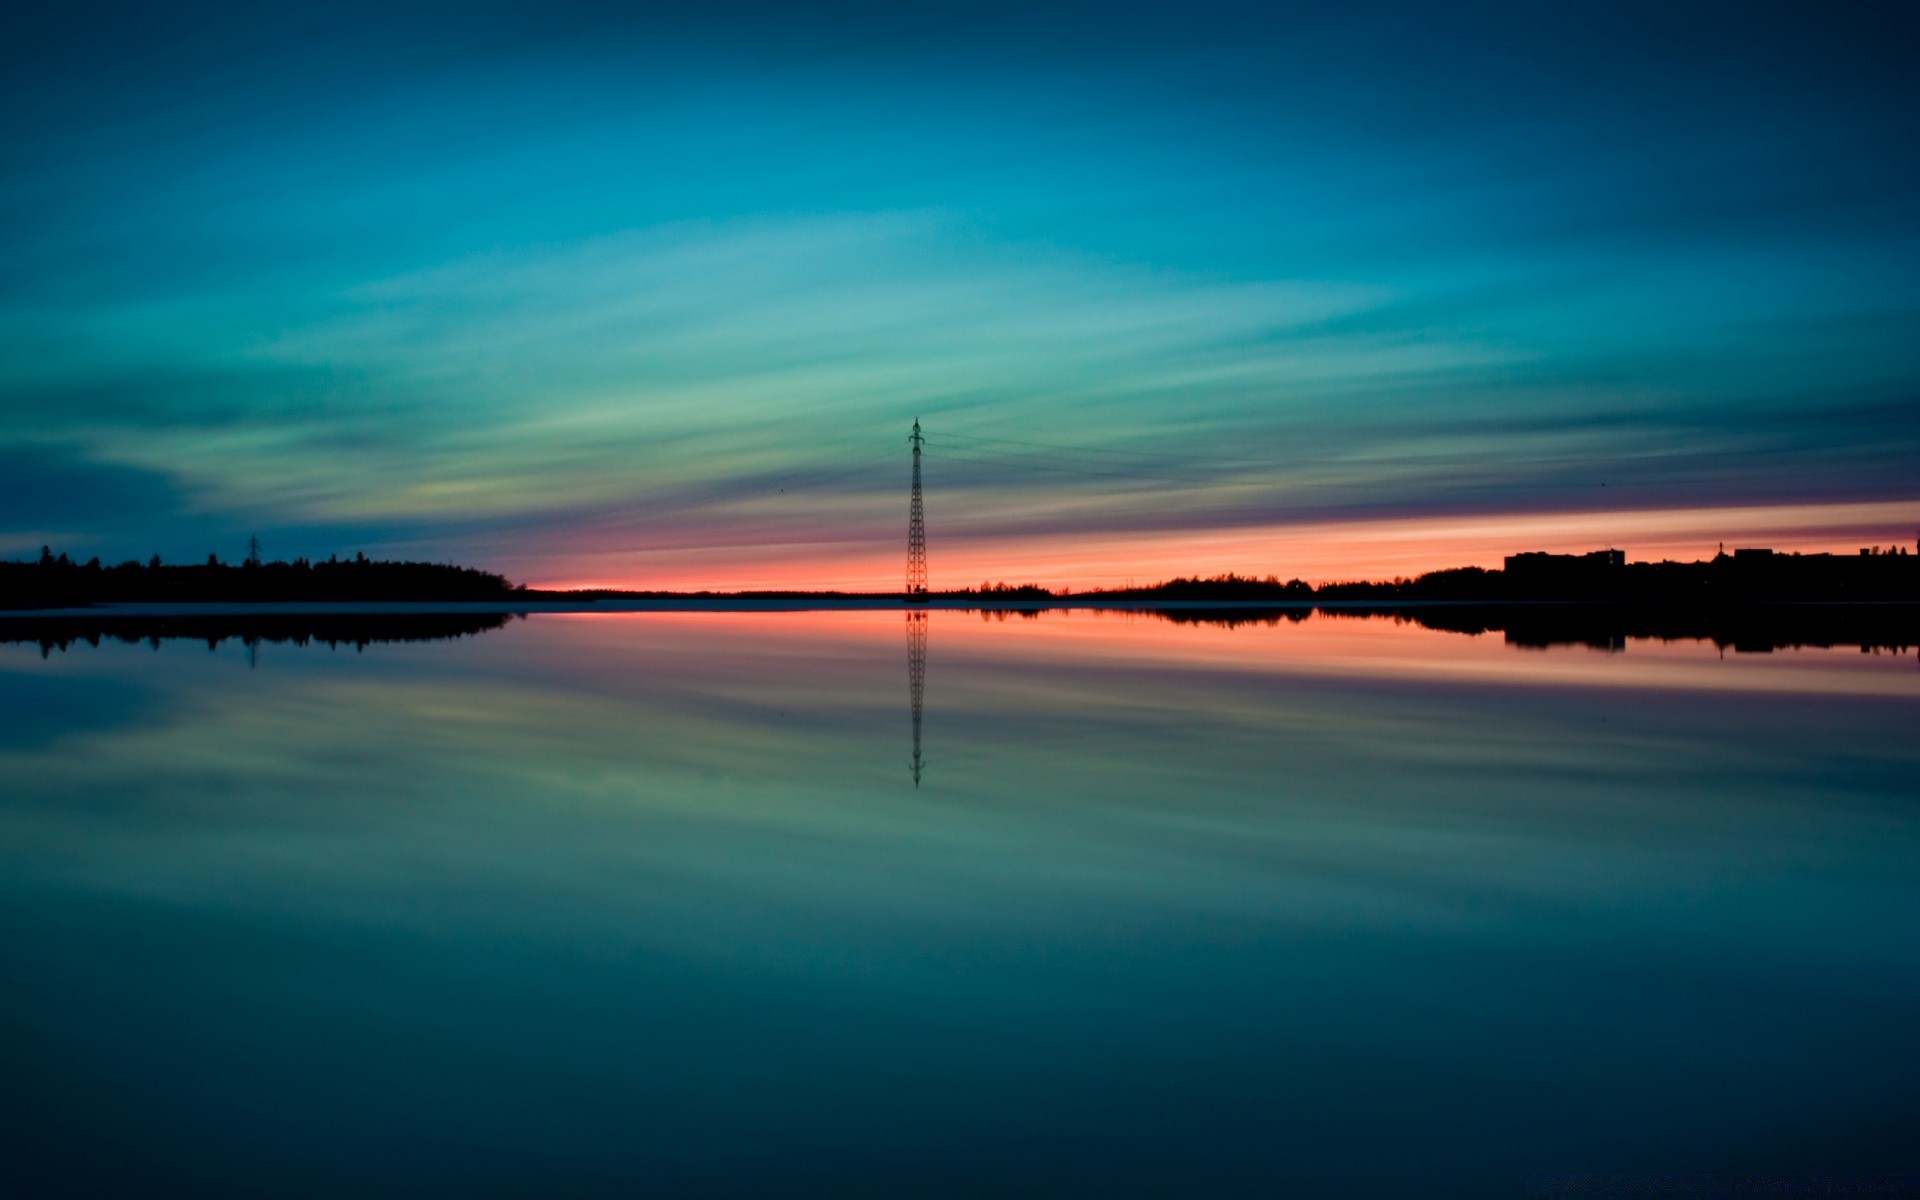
[2,610,1915,1196]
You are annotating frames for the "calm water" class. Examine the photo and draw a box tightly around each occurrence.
[1,610,1916,1197]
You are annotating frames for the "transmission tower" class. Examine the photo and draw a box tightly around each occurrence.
[907,610,927,786]
[905,420,928,601]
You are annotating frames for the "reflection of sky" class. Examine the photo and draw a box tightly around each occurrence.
[3,3,1918,587]
[1,613,1916,1193]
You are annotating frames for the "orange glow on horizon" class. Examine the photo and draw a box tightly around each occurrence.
[525,499,1920,592]
[507,605,1920,700]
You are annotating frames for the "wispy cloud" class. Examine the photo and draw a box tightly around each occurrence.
[2,4,1915,581]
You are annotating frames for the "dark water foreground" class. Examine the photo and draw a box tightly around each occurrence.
[0,609,1914,1197]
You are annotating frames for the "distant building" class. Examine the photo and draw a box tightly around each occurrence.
[1733,548,1773,561]
[1504,549,1625,573]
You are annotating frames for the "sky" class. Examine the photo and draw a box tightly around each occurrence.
[2,0,1917,589]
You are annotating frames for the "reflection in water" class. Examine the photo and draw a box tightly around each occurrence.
[1146,607,1314,630]
[0,611,517,656]
[1137,603,1918,656]
[1369,602,1920,656]
[907,609,927,787]
[3,602,1911,662]
[0,610,1916,1196]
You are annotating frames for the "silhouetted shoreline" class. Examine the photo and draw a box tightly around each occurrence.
[1,548,518,610]
[5,598,1915,659]
[7,541,1912,622]
[1080,545,1920,604]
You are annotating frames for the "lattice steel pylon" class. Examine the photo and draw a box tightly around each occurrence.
[905,420,928,601]
[907,610,927,786]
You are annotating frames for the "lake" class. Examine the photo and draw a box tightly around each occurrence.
[2,608,1915,1197]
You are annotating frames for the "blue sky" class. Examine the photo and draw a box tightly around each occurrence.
[3,1,1916,586]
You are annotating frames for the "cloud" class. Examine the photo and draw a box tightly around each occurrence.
[44,213,1390,524]
[2,5,1915,585]
[0,446,185,550]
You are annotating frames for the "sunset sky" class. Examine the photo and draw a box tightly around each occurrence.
[3,1,1916,589]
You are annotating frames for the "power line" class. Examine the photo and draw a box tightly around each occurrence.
[906,420,927,600]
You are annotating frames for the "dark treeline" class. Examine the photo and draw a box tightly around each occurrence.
[1088,553,1920,603]
[1,547,520,608]
[1091,574,1315,601]
[2,612,516,656]
[8,544,1919,609]
[954,581,1057,600]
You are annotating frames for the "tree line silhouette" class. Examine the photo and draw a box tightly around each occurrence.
[1,547,521,608]
[6,543,1918,610]
[956,550,1920,604]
